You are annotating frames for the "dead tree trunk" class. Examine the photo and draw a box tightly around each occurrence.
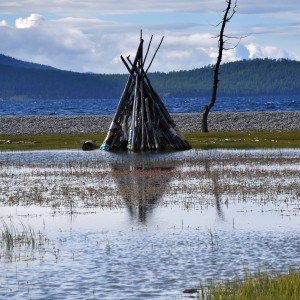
[202,0,237,132]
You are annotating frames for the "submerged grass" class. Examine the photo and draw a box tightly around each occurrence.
[0,220,36,250]
[0,219,52,263]
[199,269,300,300]
[0,154,299,210]
[0,131,299,151]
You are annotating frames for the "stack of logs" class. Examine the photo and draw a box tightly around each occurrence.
[100,33,191,152]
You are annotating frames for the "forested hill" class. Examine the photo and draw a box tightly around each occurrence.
[0,55,299,100]
[0,54,56,70]
[150,58,300,97]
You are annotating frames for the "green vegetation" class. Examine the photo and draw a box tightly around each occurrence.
[1,220,36,250]
[0,134,105,151]
[186,131,300,149]
[0,55,299,99]
[199,269,300,300]
[0,131,299,151]
[0,219,51,263]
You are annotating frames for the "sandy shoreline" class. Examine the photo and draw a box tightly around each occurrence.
[0,112,299,135]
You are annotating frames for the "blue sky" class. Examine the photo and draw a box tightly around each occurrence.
[0,0,299,73]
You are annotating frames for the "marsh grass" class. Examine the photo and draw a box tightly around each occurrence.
[186,131,300,149]
[0,131,300,151]
[0,219,52,263]
[0,133,105,151]
[207,228,218,249]
[198,269,300,300]
[0,219,36,250]
[0,155,299,212]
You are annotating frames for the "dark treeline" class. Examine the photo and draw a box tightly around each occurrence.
[0,55,299,100]
[149,58,300,97]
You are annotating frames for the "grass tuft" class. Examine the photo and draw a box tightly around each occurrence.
[199,269,300,300]
[0,219,37,250]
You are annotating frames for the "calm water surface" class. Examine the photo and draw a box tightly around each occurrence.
[0,149,300,299]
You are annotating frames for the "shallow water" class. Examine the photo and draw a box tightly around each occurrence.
[0,149,300,299]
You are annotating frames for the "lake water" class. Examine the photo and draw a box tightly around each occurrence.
[0,95,299,116]
[0,149,300,299]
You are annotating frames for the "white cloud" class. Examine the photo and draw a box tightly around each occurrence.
[15,13,45,28]
[0,20,8,27]
[0,0,299,74]
[0,16,99,70]
[271,11,300,22]
[0,0,298,17]
[0,13,297,74]
[246,43,291,60]
[238,0,299,15]
[0,1,224,16]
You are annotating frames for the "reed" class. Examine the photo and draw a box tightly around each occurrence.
[207,228,218,249]
[199,269,300,300]
[1,220,36,250]
[0,154,299,211]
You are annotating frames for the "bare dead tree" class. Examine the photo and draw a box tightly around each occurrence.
[202,0,238,132]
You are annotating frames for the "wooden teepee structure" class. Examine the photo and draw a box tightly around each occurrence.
[100,32,191,152]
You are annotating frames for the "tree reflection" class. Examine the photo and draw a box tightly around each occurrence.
[110,160,176,223]
[204,161,226,222]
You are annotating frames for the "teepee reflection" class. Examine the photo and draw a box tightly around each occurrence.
[110,159,176,223]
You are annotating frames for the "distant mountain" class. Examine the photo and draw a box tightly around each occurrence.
[0,54,299,100]
[0,54,57,71]
[150,58,300,97]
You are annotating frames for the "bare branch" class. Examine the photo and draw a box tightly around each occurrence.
[223,34,239,39]
[223,34,249,50]
[143,35,153,67]
[223,36,243,50]
[126,55,133,67]
[145,36,164,74]
[216,20,223,27]
[121,55,133,75]
[226,0,237,21]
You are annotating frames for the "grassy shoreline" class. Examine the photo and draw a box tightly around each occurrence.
[197,269,300,300]
[0,130,299,151]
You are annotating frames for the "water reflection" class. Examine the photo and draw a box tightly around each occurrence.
[204,161,226,222]
[110,160,176,223]
[1,150,300,299]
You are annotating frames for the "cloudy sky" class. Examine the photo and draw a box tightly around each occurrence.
[0,0,299,74]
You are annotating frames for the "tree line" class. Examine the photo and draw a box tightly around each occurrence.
[0,57,299,100]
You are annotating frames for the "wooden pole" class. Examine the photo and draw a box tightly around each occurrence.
[100,39,143,150]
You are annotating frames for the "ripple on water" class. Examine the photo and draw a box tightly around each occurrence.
[0,149,300,299]
[1,228,300,299]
